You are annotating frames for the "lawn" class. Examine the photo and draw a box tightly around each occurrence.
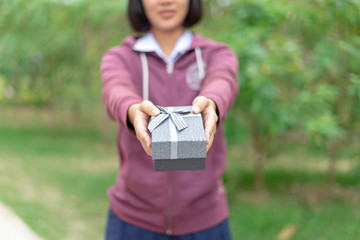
[0,106,359,240]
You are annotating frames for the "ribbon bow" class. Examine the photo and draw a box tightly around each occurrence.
[148,105,192,133]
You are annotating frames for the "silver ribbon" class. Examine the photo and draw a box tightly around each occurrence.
[148,105,192,133]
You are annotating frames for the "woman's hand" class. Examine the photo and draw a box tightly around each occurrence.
[192,96,219,152]
[128,100,160,156]
[128,97,218,155]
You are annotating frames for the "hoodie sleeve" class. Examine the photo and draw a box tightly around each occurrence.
[199,44,239,123]
[100,46,143,127]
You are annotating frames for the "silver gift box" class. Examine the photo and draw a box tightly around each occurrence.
[150,106,206,171]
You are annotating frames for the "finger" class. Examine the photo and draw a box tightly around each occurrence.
[135,125,153,156]
[134,110,152,143]
[206,124,217,152]
[140,136,152,156]
[206,132,215,152]
[140,100,160,116]
[204,113,218,144]
[192,96,209,114]
[136,126,151,146]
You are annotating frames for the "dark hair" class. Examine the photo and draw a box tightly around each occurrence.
[128,0,203,32]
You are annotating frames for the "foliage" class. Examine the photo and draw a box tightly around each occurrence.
[1,1,360,238]
[1,0,360,189]
[0,0,129,107]
[203,0,360,147]
[199,0,360,190]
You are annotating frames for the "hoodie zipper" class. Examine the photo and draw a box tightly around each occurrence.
[166,60,173,235]
[138,51,200,235]
[166,63,174,75]
[166,174,173,235]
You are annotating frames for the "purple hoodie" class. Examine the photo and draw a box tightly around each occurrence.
[101,33,239,235]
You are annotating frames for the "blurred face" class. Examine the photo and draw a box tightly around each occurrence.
[142,0,190,32]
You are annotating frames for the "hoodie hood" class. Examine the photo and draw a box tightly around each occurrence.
[121,32,218,52]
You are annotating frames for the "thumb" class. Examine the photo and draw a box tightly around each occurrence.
[192,96,209,114]
[140,100,160,116]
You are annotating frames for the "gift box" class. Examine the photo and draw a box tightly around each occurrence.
[148,106,206,171]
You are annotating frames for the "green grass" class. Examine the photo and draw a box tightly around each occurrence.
[0,106,118,240]
[0,106,359,240]
[229,198,360,240]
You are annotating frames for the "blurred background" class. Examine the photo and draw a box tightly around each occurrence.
[1,0,360,239]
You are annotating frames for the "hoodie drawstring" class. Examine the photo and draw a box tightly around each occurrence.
[195,47,205,79]
[140,47,204,100]
[140,52,149,101]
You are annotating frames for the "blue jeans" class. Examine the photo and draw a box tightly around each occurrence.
[105,209,232,240]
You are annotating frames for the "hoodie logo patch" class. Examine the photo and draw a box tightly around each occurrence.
[186,63,207,91]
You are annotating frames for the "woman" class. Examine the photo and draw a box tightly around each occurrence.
[101,0,239,239]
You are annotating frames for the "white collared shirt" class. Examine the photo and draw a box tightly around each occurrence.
[133,30,193,65]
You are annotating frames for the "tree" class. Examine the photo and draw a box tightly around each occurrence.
[0,0,130,111]
[201,0,360,192]
[294,0,360,187]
